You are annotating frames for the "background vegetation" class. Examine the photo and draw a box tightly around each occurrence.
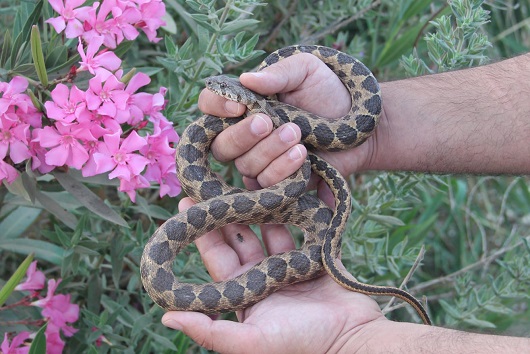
[0,0,529,352]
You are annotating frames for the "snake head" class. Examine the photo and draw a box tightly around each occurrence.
[205,75,261,105]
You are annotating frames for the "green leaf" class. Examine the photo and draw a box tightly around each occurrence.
[28,323,47,354]
[463,316,497,329]
[0,253,34,307]
[145,329,178,351]
[0,206,41,239]
[0,30,12,68]
[165,35,177,56]
[44,45,68,70]
[162,11,177,34]
[113,40,134,58]
[367,213,406,227]
[53,171,129,227]
[21,171,37,204]
[34,189,78,229]
[10,0,43,68]
[0,239,65,265]
[131,314,153,337]
[30,25,48,86]
[439,299,462,319]
[219,20,260,34]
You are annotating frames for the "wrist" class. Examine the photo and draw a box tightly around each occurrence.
[336,319,530,354]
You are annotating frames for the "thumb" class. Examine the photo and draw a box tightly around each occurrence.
[240,53,320,96]
[162,312,260,353]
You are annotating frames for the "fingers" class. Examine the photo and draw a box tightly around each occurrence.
[210,114,273,162]
[198,88,246,117]
[162,312,259,354]
[211,114,307,188]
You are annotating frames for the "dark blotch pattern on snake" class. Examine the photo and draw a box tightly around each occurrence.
[140,45,431,325]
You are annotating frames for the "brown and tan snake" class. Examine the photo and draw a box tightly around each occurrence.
[140,45,431,325]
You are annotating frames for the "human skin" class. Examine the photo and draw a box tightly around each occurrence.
[161,52,530,353]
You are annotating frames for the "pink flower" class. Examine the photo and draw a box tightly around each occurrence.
[0,116,31,164]
[35,123,95,170]
[15,261,46,291]
[111,5,142,44]
[137,0,166,42]
[81,0,121,49]
[0,76,30,116]
[1,332,30,354]
[45,0,92,38]
[0,159,19,184]
[118,174,150,202]
[90,131,149,181]
[32,279,79,340]
[43,329,65,354]
[78,37,121,79]
[44,84,90,123]
[115,71,151,124]
[85,74,129,118]
[141,120,180,198]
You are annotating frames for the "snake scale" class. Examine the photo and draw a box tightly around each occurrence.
[140,45,431,325]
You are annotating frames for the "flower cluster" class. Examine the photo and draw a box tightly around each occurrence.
[46,0,166,47]
[0,0,181,201]
[1,261,79,354]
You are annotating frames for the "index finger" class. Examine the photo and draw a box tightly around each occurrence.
[198,88,246,117]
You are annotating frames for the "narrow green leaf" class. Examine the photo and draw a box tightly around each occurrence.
[44,44,67,69]
[54,224,72,248]
[34,189,78,230]
[367,213,406,227]
[219,19,260,34]
[0,239,65,265]
[0,253,34,307]
[145,329,178,351]
[28,323,47,354]
[131,314,153,337]
[438,299,462,319]
[53,171,128,227]
[162,11,177,34]
[87,274,103,314]
[0,30,12,67]
[113,40,134,58]
[165,35,177,56]
[30,25,48,86]
[10,0,43,68]
[463,316,497,329]
[0,206,41,239]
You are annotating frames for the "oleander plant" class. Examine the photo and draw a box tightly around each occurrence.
[0,0,529,352]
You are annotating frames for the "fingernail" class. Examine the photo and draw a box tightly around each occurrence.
[225,100,243,115]
[162,318,183,331]
[279,124,298,143]
[244,72,265,79]
[250,114,270,135]
[288,145,303,160]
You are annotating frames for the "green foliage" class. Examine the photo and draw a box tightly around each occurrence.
[1,0,530,352]
[401,0,492,75]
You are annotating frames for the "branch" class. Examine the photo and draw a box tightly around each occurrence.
[300,1,382,44]
[411,236,530,293]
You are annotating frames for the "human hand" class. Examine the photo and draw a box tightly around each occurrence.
[200,52,377,200]
[161,197,386,354]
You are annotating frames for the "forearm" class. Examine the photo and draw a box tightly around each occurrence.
[363,53,530,174]
[338,320,530,354]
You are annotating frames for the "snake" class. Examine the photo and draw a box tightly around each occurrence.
[140,45,432,325]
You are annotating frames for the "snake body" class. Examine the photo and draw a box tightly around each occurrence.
[140,45,431,325]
